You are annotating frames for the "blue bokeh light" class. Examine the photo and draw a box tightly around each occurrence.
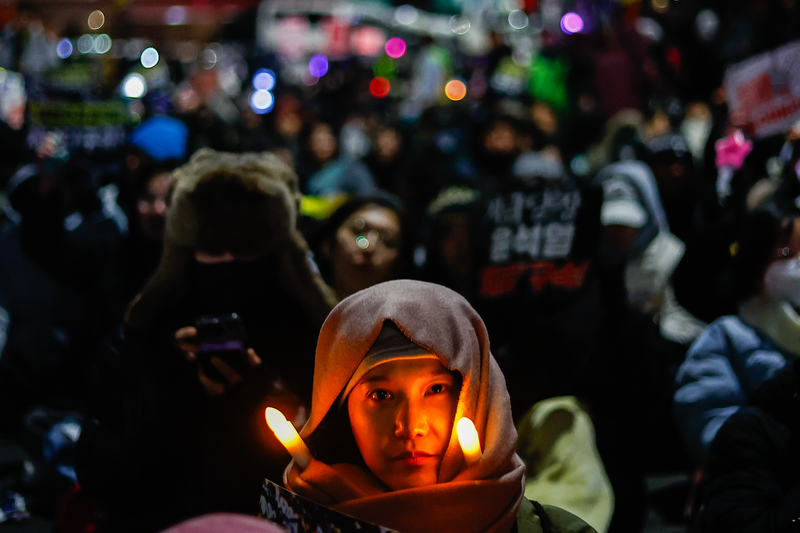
[252,69,276,91]
[56,39,73,59]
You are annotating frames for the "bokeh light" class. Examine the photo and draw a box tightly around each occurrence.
[652,0,669,13]
[373,57,396,79]
[308,54,329,78]
[252,69,276,91]
[560,13,584,34]
[77,34,93,54]
[385,37,406,59]
[695,9,719,42]
[56,39,73,59]
[88,10,105,30]
[94,34,112,54]
[394,4,418,25]
[449,15,471,35]
[250,90,275,114]
[301,72,319,86]
[122,73,147,98]
[445,79,467,101]
[200,47,218,68]
[165,6,187,25]
[508,10,529,30]
[141,47,159,68]
[369,77,391,98]
[351,26,386,56]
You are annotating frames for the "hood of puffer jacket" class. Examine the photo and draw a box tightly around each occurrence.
[124,148,338,330]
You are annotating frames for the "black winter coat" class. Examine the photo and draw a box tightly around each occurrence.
[700,358,800,533]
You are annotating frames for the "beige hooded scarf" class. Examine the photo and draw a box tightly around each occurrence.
[284,280,526,533]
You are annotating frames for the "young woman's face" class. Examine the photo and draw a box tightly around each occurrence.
[330,205,402,297]
[347,358,460,490]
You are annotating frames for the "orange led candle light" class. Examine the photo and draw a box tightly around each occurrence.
[456,417,482,466]
[265,407,312,469]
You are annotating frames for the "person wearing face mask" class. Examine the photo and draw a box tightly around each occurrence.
[674,202,800,467]
[75,149,338,533]
[593,157,706,347]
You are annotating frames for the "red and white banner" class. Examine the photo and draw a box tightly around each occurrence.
[725,40,800,138]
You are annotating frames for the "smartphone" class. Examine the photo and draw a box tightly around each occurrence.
[194,313,249,381]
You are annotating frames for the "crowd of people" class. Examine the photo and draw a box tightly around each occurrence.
[2,0,800,532]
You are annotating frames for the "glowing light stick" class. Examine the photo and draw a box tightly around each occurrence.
[265,407,312,469]
[456,417,482,466]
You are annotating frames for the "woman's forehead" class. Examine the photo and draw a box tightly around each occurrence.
[358,357,454,383]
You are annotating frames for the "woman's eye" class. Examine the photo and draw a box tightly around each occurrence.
[429,384,447,394]
[369,390,391,401]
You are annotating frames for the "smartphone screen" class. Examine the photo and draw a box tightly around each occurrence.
[195,313,249,381]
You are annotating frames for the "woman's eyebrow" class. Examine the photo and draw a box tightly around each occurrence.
[358,375,391,386]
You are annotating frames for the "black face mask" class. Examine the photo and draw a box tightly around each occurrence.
[597,241,628,271]
[191,258,275,316]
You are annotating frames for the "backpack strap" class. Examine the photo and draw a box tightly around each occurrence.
[530,499,552,533]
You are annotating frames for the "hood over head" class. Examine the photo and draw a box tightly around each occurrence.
[285,279,525,533]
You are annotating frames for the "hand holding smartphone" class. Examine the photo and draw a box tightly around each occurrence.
[194,313,251,383]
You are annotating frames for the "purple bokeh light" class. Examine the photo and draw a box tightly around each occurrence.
[560,13,584,34]
[308,54,329,78]
[385,37,406,59]
[56,39,73,59]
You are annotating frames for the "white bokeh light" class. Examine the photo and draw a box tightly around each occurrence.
[140,47,159,68]
[449,15,471,35]
[94,34,112,54]
[122,73,147,98]
[77,34,93,54]
[394,5,419,25]
[508,10,529,30]
[250,90,275,114]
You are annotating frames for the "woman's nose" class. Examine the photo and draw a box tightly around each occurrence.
[395,400,428,438]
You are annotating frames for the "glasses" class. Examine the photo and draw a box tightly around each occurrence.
[343,217,400,251]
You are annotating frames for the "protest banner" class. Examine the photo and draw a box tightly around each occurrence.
[259,479,399,533]
[725,39,800,138]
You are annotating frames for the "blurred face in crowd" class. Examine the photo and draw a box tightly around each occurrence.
[275,95,304,140]
[436,214,473,285]
[375,127,402,162]
[763,217,800,306]
[531,102,559,138]
[482,121,517,155]
[137,171,173,242]
[650,153,692,201]
[327,205,402,298]
[309,122,338,164]
[347,358,460,490]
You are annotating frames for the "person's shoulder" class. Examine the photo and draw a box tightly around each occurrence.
[541,505,598,533]
[688,315,763,354]
[516,498,597,533]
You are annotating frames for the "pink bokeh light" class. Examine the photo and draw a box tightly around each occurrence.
[385,37,406,59]
[560,13,584,34]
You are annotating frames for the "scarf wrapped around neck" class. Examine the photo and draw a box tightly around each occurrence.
[284,280,526,533]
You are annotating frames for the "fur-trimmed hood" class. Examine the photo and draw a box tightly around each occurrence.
[125,148,338,330]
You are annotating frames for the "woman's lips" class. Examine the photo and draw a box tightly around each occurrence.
[393,451,436,465]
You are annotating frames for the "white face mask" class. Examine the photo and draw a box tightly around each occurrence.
[764,257,800,307]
